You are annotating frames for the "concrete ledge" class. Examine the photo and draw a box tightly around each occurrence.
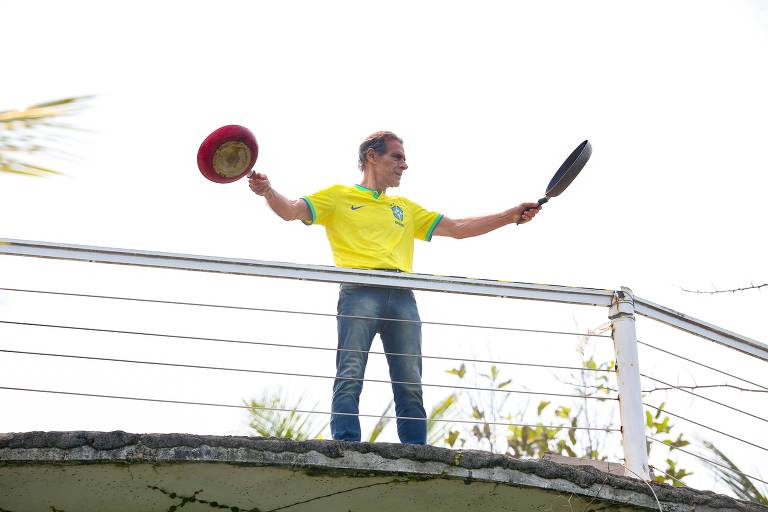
[1,431,765,512]
[543,453,628,476]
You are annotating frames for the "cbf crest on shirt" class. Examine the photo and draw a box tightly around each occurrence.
[302,184,443,272]
[391,204,404,225]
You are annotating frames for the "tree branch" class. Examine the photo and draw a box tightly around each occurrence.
[554,379,766,394]
[680,282,768,294]
[643,383,766,394]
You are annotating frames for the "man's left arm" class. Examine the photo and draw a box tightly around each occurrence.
[433,202,541,239]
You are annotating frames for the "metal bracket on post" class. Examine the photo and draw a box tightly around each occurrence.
[610,286,650,480]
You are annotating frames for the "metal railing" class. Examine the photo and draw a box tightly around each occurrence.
[1,238,767,484]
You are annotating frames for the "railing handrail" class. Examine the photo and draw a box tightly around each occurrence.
[1,238,766,362]
[634,297,768,361]
[0,238,614,306]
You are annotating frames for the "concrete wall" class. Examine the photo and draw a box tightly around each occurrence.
[1,431,764,512]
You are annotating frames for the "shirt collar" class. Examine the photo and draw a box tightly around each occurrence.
[355,184,382,199]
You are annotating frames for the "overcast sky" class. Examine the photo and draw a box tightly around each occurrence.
[2,0,767,494]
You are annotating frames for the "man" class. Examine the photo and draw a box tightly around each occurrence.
[249,131,540,445]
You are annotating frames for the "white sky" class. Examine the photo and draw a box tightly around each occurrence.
[1,0,767,496]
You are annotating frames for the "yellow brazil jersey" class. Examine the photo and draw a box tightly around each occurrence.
[302,184,443,273]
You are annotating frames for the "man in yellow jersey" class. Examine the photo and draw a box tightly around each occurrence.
[249,131,540,444]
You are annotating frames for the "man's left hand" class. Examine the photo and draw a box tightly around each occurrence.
[513,202,541,224]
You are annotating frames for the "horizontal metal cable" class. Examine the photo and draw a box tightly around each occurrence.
[643,402,768,453]
[0,348,619,401]
[637,339,768,391]
[640,373,768,424]
[0,386,621,431]
[0,287,613,338]
[0,320,615,373]
[647,437,768,487]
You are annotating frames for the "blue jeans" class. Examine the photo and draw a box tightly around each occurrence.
[331,284,426,444]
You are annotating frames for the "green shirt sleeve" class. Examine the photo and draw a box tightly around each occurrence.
[403,198,442,241]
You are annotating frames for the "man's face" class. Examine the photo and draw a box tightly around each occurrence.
[371,139,408,188]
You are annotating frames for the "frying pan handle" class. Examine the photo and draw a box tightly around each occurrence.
[516,198,548,225]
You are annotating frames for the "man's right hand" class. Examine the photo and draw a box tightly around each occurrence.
[247,173,310,222]
[249,172,273,197]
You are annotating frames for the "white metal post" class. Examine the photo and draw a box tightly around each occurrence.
[610,287,650,480]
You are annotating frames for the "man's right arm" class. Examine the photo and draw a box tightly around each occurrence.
[248,173,311,222]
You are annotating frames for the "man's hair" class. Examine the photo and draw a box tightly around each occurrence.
[358,131,403,172]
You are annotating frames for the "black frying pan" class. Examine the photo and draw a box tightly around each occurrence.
[520,140,591,223]
[539,140,591,205]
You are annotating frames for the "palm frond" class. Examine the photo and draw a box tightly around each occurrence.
[703,441,767,505]
[29,96,94,109]
[245,393,328,441]
[427,393,459,445]
[0,161,61,177]
[367,400,394,443]
[0,96,92,177]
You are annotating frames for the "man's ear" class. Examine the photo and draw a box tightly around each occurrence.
[366,147,377,165]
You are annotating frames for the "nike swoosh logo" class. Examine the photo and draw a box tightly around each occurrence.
[350,205,365,210]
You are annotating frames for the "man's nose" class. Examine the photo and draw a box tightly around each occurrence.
[401,161,408,170]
